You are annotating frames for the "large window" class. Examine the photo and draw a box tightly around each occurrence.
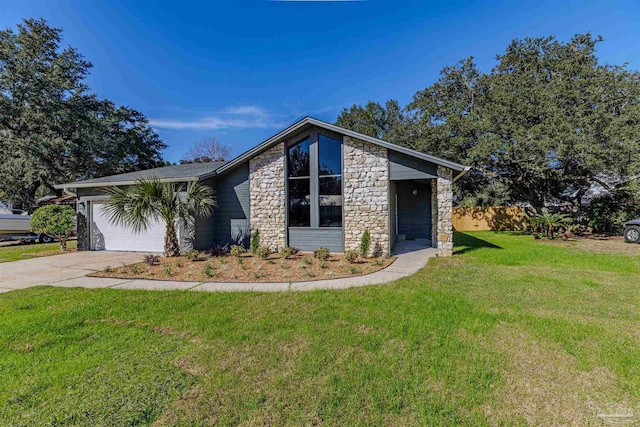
[287,137,311,227]
[318,135,342,227]
[287,132,342,228]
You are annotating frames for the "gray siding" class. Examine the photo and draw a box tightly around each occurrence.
[389,150,438,181]
[389,181,397,249]
[288,228,344,253]
[396,180,432,239]
[210,163,250,249]
[192,178,216,250]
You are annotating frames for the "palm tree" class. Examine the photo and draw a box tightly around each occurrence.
[101,178,215,257]
[529,210,573,239]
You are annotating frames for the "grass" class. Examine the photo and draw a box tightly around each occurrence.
[1,232,640,425]
[0,240,77,263]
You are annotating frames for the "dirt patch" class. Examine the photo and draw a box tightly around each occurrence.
[544,236,640,256]
[485,323,637,426]
[90,251,394,283]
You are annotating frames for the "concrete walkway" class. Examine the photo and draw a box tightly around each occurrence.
[0,241,437,293]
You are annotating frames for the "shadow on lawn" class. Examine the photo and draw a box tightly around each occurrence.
[454,232,502,255]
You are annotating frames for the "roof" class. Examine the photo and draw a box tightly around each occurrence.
[56,117,468,189]
[212,117,467,177]
[55,161,227,189]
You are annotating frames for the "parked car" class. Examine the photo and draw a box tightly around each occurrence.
[624,219,640,244]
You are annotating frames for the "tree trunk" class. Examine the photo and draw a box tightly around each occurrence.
[164,223,181,257]
[60,238,67,251]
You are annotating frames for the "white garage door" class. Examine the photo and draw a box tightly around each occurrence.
[91,202,166,252]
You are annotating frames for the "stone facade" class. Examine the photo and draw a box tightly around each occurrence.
[249,142,286,250]
[343,136,389,256]
[436,165,454,256]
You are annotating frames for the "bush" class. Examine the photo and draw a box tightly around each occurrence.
[256,245,271,259]
[184,249,203,261]
[230,245,245,257]
[586,194,640,234]
[251,230,260,255]
[143,254,160,266]
[372,242,383,258]
[29,205,75,250]
[279,246,298,259]
[360,229,371,257]
[344,249,359,263]
[314,247,330,261]
[210,242,228,257]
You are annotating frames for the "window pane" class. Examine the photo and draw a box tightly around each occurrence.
[288,137,310,177]
[288,179,310,227]
[319,177,342,227]
[318,134,341,176]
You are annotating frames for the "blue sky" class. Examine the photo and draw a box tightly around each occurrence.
[1,0,639,162]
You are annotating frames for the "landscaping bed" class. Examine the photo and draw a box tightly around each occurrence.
[91,250,395,283]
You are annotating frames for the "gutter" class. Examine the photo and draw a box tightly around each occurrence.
[54,176,199,190]
[452,166,472,183]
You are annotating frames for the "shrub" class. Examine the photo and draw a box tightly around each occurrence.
[372,242,383,258]
[143,254,160,266]
[203,263,214,277]
[210,242,228,257]
[230,245,245,257]
[29,205,75,251]
[256,245,271,259]
[184,249,202,261]
[314,247,330,261]
[164,265,173,276]
[360,229,371,257]
[279,246,298,259]
[344,249,359,263]
[251,230,260,255]
[586,194,640,234]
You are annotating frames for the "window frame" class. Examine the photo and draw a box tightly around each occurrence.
[285,128,344,230]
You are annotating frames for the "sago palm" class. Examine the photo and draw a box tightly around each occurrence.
[530,210,573,239]
[101,178,215,257]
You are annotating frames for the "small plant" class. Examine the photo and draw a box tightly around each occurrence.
[256,245,271,259]
[267,260,275,265]
[528,210,573,240]
[360,229,371,257]
[219,257,226,264]
[204,263,214,277]
[143,254,160,266]
[344,249,359,263]
[279,246,298,259]
[251,230,260,255]
[176,260,184,268]
[372,242,383,258]
[230,245,245,257]
[184,249,202,261]
[349,266,359,275]
[211,242,228,257]
[104,265,112,273]
[319,261,327,269]
[237,257,244,268]
[314,247,330,261]
[300,257,312,266]
[375,259,383,267]
[305,270,316,278]
[132,265,140,274]
[164,265,173,276]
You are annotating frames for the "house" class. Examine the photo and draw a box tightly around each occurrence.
[55,117,469,256]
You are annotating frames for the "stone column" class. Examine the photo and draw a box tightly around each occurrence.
[431,180,438,248]
[343,136,389,256]
[436,166,453,256]
[249,143,286,251]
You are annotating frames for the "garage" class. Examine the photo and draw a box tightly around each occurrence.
[90,201,166,252]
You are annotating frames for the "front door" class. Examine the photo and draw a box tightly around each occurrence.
[396,181,431,239]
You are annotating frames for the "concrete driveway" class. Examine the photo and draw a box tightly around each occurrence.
[0,251,148,292]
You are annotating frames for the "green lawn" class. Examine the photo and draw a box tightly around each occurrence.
[1,232,639,426]
[0,240,77,263]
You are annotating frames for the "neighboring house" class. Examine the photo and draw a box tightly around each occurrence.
[55,117,469,256]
